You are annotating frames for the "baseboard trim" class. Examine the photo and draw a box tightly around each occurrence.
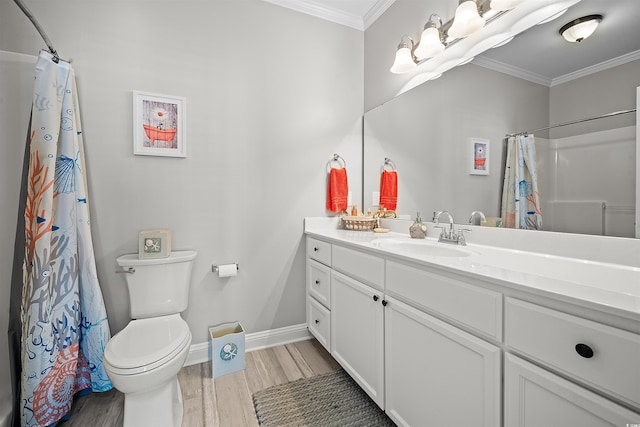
[184,323,312,366]
[0,399,11,427]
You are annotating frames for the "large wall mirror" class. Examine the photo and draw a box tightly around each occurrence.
[364,0,640,238]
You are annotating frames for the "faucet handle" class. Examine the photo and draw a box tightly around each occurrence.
[457,228,471,246]
[434,225,448,239]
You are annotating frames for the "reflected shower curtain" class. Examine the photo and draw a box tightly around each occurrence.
[19,51,112,427]
[501,134,543,230]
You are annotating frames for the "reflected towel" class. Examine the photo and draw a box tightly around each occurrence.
[379,170,398,211]
[326,168,349,213]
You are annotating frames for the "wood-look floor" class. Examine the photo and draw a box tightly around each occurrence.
[62,339,341,427]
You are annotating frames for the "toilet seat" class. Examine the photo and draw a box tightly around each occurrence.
[105,314,191,375]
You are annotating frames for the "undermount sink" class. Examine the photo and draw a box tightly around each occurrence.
[374,239,472,258]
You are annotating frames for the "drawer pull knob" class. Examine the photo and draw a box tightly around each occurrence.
[575,343,594,358]
[373,295,379,302]
[382,300,388,307]
[315,280,320,285]
[314,247,319,252]
[315,319,320,324]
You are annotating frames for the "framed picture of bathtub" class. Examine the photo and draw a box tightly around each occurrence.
[469,138,490,175]
[133,91,187,157]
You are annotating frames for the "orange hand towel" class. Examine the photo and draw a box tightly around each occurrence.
[379,170,398,211]
[326,168,349,213]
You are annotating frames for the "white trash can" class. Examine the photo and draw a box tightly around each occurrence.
[209,321,245,378]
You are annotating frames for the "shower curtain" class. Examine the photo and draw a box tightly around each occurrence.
[501,134,543,230]
[16,50,112,427]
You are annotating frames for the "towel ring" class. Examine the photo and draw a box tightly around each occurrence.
[326,153,346,172]
[382,157,396,172]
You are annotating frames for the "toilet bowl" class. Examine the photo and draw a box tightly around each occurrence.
[104,314,192,426]
[105,250,197,427]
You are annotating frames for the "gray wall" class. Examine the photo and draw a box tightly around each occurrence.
[549,60,640,138]
[0,0,363,393]
[0,51,36,426]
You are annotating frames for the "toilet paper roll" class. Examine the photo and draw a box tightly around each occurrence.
[217,263,238,277]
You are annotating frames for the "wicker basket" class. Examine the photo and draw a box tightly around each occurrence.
[342,216,377,231]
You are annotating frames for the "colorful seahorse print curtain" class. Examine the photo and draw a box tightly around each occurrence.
[501,134,543,230]
[19,50,112,427]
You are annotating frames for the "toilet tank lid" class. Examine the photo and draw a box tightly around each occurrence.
[116,250,197,267]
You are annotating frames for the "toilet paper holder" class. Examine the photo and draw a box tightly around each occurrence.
[212,263,239,273]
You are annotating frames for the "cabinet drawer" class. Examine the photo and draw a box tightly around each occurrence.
[505,353,640,427]
[307,296,330,352]
[308,259,331,308]
[386,261,502,341]
[331,244,384,291]
[307,237,331,266]
[506,297,640,409]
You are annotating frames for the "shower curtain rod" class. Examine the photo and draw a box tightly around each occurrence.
[506,108,637,138]
[13,0,59,62]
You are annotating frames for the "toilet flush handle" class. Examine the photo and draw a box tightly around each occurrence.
[116,267,136,274]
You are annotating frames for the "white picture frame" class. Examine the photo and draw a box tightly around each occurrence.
[469,137,490,175]
[133,91,186,157]
[138,229,172,259]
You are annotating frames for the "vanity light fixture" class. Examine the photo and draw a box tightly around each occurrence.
[448,0,486,39]
[559,14,603,43]
[390,36,417,74]
[414,14,446,60]
[489,0,523,12]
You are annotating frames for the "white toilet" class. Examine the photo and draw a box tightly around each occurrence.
[104,250,197,427]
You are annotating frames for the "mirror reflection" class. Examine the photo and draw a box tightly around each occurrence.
[364,0,639,238]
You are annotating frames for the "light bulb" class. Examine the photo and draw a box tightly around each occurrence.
[390,45,416,74]
[415,26,445,60]
[448,1,485,39]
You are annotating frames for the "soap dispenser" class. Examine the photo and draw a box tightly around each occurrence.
[409,212,427,239]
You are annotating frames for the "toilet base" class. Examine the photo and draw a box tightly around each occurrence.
[123,377,183,427]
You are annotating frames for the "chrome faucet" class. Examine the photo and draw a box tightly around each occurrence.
[434,211,454,235]
[468,211,486,226]
[434,210,471,245]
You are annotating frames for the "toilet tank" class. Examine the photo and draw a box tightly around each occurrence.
[116,250,197,319]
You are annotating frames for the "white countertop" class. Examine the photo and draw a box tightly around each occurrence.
[304,218,640,323]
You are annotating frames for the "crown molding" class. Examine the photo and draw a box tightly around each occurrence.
[364,0,396,30]
[474,48,640,88]
[473,56,552,86]
[262,0,394,31]
[551,49,640,87]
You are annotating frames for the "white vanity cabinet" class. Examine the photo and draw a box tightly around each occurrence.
[385,296,501,427]
[304,231,640,426]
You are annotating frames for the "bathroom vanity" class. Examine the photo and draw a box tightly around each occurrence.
[304,218,640,426]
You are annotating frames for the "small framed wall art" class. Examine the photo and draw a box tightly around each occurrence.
[138,229,172,259]
[469,137,490,175]
[133,91,187,157]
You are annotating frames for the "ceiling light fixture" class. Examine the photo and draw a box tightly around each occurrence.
[414,14,446,60]
[489,0,523,12]
[448,0,486,39]
[559,14,602,43]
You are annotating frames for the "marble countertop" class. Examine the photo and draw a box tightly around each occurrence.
[305,219,640,323]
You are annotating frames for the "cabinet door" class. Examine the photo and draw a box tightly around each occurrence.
[385,297,501,427]
[505,353,640,427]
[330,270,385,409]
